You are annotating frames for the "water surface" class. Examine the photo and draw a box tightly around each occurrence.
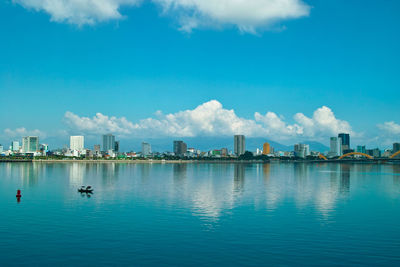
[1,162,400,266]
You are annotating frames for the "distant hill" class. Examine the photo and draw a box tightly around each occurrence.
[44,136,329,153]
[117,137,328,153]
[301,141,330,153]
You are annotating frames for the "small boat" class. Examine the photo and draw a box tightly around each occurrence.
[78,186,94,194]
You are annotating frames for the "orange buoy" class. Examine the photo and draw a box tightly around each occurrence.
[16,189,22,198]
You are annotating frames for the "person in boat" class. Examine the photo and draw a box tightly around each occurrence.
[78,186,93,193]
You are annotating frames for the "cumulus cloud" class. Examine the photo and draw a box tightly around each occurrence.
[64,111,135,135]
[13,0,310,33]
[2,127,46,139]
[63,100,353,141]
[378,121,400,135]
[294,106,353,137]
[13,0,141,25]
[156,0,310,33]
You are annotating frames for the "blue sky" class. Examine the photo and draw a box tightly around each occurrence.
[0,0,399,149]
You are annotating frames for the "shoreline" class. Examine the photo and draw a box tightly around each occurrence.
[0,159,398,164]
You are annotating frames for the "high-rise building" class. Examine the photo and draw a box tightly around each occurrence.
[262,142,270,155]
[114,141,120,153]
[102,134,115,152]
[142,142,152,156]
[173,141,187,156]
[329,137,342,157]
[294,144,310,158]
[338,133,350,151]
[366,148,381,158]
[11,141,20,152]
[393,143,400,153]
[356,145,366,154]
[70,136,84,151]
[22,136,39,153]
[234,135,245,156]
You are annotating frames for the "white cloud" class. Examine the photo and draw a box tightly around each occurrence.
[13,0,141,25]
[294,106,353,137]
[64,111,135,135]
[63,100,353,142]
[378,121,400,135]
[2,127,46,139]
[254,111,302,137]
[156,0,310,33]
[13,0,310,33]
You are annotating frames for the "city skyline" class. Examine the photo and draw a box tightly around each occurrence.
[3,132,399,158]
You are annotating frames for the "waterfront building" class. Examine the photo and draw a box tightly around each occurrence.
[173,141,187,156]
[70,136,84,151]
[393,143,400,153]
[102,134,115,152]
[366,148,381,158]
[40,144,49,153]
[211,150,222,157]
[338,133,350,151]
[383,149,392,158]
[294,144,310,158]
[356,145,366,154]
[221,148,228,157]
[262,142,270,155]
[114,141,120,153]
[142,142,152,156]
[234,135,245,156]
[94,144,101,153]
[22,136,39,153]
[86,149,93,158]
[329,137,342,157]
[11,141,20,152]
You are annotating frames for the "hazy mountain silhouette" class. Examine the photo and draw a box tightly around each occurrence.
[119,137,329,153]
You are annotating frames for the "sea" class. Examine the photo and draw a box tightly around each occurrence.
[1,162,400,266]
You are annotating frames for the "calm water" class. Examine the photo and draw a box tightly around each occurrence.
[1,162,400,266]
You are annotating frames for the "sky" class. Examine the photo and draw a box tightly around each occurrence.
[0,0,399,150]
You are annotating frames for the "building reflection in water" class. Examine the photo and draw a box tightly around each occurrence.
[20,163,39,187]
[173,164,187,186]
[392,164,400,187]
[293,163,309,187]
[69,163,84,186]
[140,163,151,183]
[340,164,351,195]
[262,163,271,183]
[101,163,119,186]
[233,164,245,194]
[329,164,339,188]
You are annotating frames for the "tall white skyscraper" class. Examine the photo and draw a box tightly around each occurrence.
[329,137,342,157]
[142,142,152,156]
[22,136,39,153]
[11,141,20,151]
[70,136,84,151]
[234,135,246,156]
